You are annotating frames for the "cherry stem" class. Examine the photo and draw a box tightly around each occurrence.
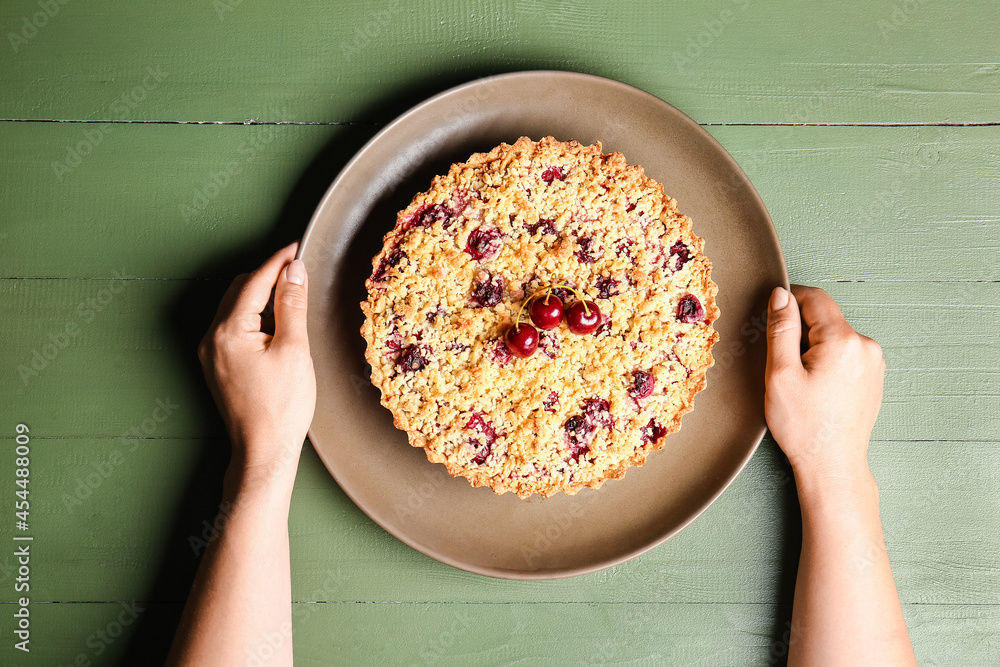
[515,282,590,326]
[552,282,590,316]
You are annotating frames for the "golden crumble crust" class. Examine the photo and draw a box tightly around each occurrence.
[361,137,719,498]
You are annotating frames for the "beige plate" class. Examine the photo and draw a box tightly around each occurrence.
[299,71,787,580]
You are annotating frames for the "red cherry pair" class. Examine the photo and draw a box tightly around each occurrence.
[504,285,602,358]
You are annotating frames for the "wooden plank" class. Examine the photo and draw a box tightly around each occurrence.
[1,277,227,439]
[705,125,1000,284]
[0,600,996,666]
[3,279,995,440]
[0,122,353,280]
[1,1,998,124]
[2,437,996,606]
[2,123,999,282]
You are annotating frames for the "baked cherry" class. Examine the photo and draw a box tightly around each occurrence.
[575,235,597,263]
[595,275,619,299]
[629,371,655,400]
[470,271,504,308]
[529,295,564,330]
[397,345,428,372]
[642,418,668,444]
[566,300,601,334]
[505,323,539,358]
[538,331,559,359]
[490,339,513,366]
[581,397,612,429]
[676,294,704,323]
[465,226,503,261]
[404,203,453,231]
[669,241,691,271]
[465,411,498,465]
[541,166,565,184]
[371,249,407,283]
[526,218,557,238]
[564,415,591,461]
[471,444,491,466]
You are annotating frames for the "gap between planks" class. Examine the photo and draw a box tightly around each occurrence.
[2,119,1000,127]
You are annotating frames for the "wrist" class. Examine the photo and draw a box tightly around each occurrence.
[792,462,879,513]
[224,436,303,499]
[222,462,296,510]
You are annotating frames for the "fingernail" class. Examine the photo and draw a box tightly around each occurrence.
[286,259,305,285]
[770,286,789,311]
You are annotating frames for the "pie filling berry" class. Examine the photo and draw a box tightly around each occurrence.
[629,371,655,401]
[642,418,668,444]
[372,249,407,283]
[595,275,619,299]
[465,226,503,261]
[397,345,429,372]
[541,166,565,184]
[406,202,454,230]
[465,411,499,465]
[676,294,705,323]
[470,272,504,308]
[668,241,691,271]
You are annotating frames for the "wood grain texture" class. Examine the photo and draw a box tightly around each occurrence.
[1,438,996,608]
[0,600,994,666]
[3,123,998,281]
[1,0,998,663]
[0,0,998,124]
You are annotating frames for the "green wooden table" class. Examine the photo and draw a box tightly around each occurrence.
[2,1,998,664]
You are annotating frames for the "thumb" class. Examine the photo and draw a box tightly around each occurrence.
[765,286,803,375]
[272,259,309,348]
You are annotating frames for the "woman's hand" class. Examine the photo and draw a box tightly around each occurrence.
[765,285,916,666]
[170,243,316,667]
[764,285,886,485]
[197,243,316,481]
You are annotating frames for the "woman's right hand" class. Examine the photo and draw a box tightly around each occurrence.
[763,285,886,484]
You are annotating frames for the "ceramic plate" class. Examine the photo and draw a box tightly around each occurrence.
[299,71,786,580]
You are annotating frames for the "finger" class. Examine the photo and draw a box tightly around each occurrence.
[208,273,251,331]
[230,243,300,322]
[766,286,805,375]
[791,284,855,347]
[272,258,310,348]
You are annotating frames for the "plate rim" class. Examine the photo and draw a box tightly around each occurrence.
[300,69,788,580]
